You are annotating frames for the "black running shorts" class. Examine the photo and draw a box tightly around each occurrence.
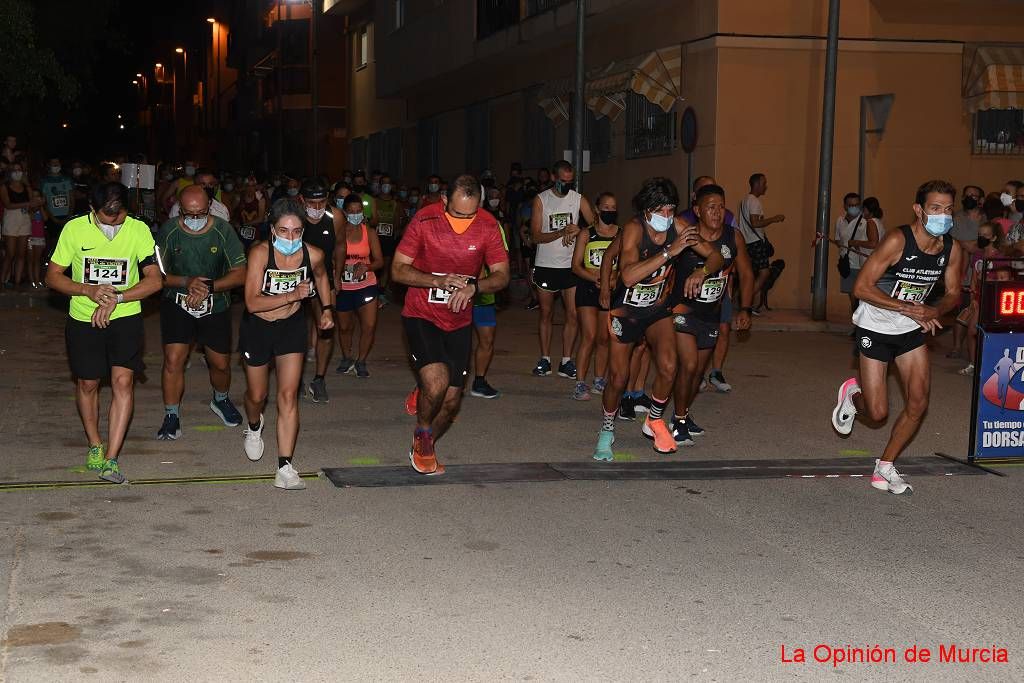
[65,314,145,380]
[159,298,233,354]
[402,316,471,387]
[532,266,577,292]
[854,326,925,363]
[672,312,720,350]
[238,309,307,366]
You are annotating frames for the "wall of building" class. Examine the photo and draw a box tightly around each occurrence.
[349,22,406,142]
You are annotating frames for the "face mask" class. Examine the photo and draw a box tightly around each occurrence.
[554,179,573,195]
[49,166,61,175]
[346,212,365,225]
[399,190,408,199]
[184,216,207,231]
[488,198,501,208]
[306,206,326,221]
[273,234,303,256]
[410,195,419,205]
[599,210,618,225]
[343,176,352,184]
[976,236,992,249]
[185,166,196,177]
[1000,192,1013,207]
[223,183,234,192]
[335,198,346,209]
[203,187,217,201]
[922,212,953,236]
[287,188,299,197]
[428,183,440,193]
[380,184,392,195]
[95,215,122,240]
[961,196,978,211]
[647,211,673,233]
[847,205,862,217]
[370,183,381,194]
[9,171,23,182]
[1015,199,1024,214]
[73,168,83,178]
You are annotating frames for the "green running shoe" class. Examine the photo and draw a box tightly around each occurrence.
[86,444,106,471]
[593,430,615,462]
[99,459,126,484]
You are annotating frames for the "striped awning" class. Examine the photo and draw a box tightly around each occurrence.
[963,44,1024,112]
[536,44,683,124]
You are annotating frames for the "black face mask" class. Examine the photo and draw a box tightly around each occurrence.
[203,186,216,201]
[962,196,978,211]
[599,210,618,226]
[481,178,495,188]
[1015,199,1024,213]
[977,236,991,249]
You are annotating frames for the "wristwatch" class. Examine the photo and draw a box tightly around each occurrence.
[466,276,479,288]
[116,293,125,304]
[661,248,670,260]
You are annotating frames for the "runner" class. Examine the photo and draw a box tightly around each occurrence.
[571,191,619,400]
[831,180,963,494]
[299,178,342,403]
[239,198,335,490]
[392,175,509,474]
[592,177,723,460]
[530,160,596,379]
[333,193,383,378]
[371,174,401,304]
[470,222,510,399]
[155,185,248,440]
[669,184,753,445]
[45,182,162,483]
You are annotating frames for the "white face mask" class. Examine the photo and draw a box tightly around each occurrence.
[183,216,208,231]
[380,183,392,195]
[488,198,500,208]
[72,168,83,177]
[1000,192,1014,207]
[305,206,326,221]
[95,214,122,240]
[346,213,365,225]
[9,171,23,182]
[184,165,196,177]
[49,165,61,175]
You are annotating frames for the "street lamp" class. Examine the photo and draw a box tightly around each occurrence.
[207,17,215,23]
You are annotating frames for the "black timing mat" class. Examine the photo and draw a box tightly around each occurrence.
[322,454,993,488]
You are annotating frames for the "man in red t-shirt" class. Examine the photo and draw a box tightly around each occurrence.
[392,175,510,474]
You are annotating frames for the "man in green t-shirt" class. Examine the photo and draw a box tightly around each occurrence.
[155,186,247,440]
[470,223,509,399]
[46,182,163,484]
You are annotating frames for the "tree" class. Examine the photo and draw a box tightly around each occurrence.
[0,0,79,106]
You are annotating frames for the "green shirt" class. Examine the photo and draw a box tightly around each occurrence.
[51,214,156,323]
[156,217,247,314]
[475,226,508,307]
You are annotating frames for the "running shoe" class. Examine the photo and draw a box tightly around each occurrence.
[405,387,419,416]
[335,357,355,375]
[831,377,861,435]
[305,348,316,363]
[699,377,708,392]
[210,397,243,426]
[617,396,636,421]
[532,358,552,376]
[557,359,577,379]
[86,444,106,471]
[99,459,126,484]
[634,393,652,414]
[871,459,913,495]
[274,462,306,490]
[593,430,615,461]
[470,378,500,399]
[156,414,182,440]
[307,377,329,403]
[572,382,591,401]
[641,417,677,454]
[957,364,975,376]
[244,415,265,462]
[685,413,705,437]
[669,417,695,447]
[409,431,444,475]
[708,370,732,393]
[525,300,539,311]
[355,361,369,379]
[592,377,606,394]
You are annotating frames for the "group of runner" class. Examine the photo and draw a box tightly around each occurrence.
[44,159,963,495]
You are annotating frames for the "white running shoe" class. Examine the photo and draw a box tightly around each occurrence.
[831,377,860,435]
[244,415,265,462]
[274,462,306,490]
[871,459,912,495]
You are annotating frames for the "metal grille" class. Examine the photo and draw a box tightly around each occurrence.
[973,109,1024,155]
[568,106,612,165]
[526,0,572,18]
[624,92,676,160]
[477,0,520,39]
[465,101,491,174]
[384,127,404,178]
[368,131,385,172]
[351,137,367,171]
[523,88,555,169]
[417,118,439,181]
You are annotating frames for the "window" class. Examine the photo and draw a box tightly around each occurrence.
[477,0,520,40]
[568,106,613,165]
[395,0,405,30]
[973,109,1024,155]
[384,127,404,178]
[465,102,491,174]
[523,89,554,169]
[624,92,676,159]
[356,25,369,69]
[417,118,439,181]
[526,0,572,18]
[351,137,367,171]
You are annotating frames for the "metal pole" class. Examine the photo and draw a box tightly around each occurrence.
[277,1,284,172]
[311,0,320,177]
[811,0,841,321]
[572,0,585,193]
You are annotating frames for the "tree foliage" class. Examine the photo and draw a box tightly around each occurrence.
[0,0,80,106]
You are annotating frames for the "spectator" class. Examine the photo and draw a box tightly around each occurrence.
[949,185,984,359]
[39,157,74,250]
[420,174,443,210]
[1005,183,1024,250]
[27,189,50,288]
[999,180,1023,223]
[70,160,90,214]
[236,176,267,250]
[737,173,785,313]
[168,168,231,222]
[1,135,23,165]
[833,192,879,313]
[959,221,1006,375]
[220,175,240,222]
[1,162,38,288]
[99,162,122,184]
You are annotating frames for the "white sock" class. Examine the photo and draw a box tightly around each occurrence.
[542,355,551,362]
[561,356,571,365]
[877,460,893,472]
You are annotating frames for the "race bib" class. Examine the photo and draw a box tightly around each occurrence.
[696,275,727,304]
[51,194,68,209]
[342,264,367,283]
[83,257,129,286]
[547,213,571,233]
[587,245,604,268]
[377,223,394,238]
[427,273,470,304]
[175,291,213,318]
[262,266,314,297]
[891,280,933,303]
[625,281,664,307]
[239,226,256,241]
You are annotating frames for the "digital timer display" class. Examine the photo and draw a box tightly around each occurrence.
[998,286,1024,317]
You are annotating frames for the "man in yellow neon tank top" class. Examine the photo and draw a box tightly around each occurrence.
[46,182,163,484]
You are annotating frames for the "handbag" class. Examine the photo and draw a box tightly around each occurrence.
[836,215,861,278]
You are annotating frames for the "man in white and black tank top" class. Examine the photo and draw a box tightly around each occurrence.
[529,160,596,379]
[831,180,963,495]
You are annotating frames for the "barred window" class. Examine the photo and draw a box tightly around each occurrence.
[568,106,613,165]
[624,92,676,160]
[973,109,1024,155]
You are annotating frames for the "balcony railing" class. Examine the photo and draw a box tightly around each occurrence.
[477,0,575,39]
[526,0,573,18]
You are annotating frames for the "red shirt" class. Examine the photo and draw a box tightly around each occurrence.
[398,202,508,331]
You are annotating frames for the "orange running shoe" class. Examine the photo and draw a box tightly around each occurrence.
[641,417,678,454]
[409,429,438,474]
[404,387,419,416]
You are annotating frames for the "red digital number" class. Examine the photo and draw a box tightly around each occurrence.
[999,288,1024,316]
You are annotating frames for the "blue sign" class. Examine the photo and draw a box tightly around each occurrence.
[974,331,1024,459]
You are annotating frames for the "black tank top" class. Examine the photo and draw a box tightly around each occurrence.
[673,224,738,321]
[874,225,952,305]
[611,218,677,317]
[261,242,316,298]
[302,213,336,283]
[6,183,28,204]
